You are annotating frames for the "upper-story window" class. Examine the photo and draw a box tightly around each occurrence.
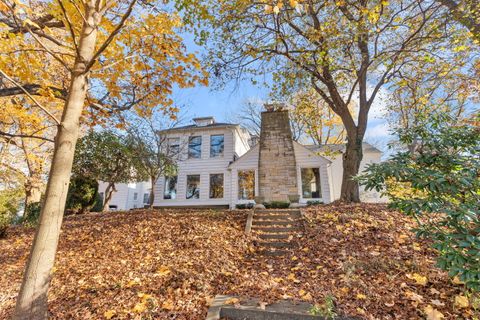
[188,136,202,159]
[210,134,224,157]
[168,138,180,155]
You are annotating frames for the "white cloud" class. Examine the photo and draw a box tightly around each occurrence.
[365,121,391,140]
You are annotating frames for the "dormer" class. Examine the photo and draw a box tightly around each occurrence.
[193,117,215,127]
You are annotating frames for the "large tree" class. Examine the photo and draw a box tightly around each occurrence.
[436,0,480,41]
[73,130,144,211]
[0,1,208,318]
[207,0,458,202]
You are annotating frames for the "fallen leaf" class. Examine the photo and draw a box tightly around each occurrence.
[104,310,116,319]
[225,298,240,305]
[454,295,469,309]
[157,266,171,276]
[356,293,367,300]
[132,302,146,313]
[407,273,428,286]
[162,299,174,310]
[424,305,445,320]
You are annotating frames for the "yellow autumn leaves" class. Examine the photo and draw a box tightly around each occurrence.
[264,0,300,14]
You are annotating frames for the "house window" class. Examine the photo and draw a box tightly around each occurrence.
[143,193,150,204]
[133,192,138,201]
[164,176,177,199]
[168,138,180,155]
[186,175,200,199]
[188,136,202,159]
[301,168,321,199]
[210,134,224,157]
[238,170,255,200]
[209,174,224,199]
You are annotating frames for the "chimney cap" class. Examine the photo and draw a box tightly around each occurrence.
[193,116,215,126]
[264,102,287,112]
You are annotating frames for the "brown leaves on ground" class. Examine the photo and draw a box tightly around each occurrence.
[0,210,250,319]
[0,204,478,319]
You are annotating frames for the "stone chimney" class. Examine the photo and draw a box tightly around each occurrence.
[256,107,299,203]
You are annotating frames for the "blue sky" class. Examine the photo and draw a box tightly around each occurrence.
[169,32,393,152]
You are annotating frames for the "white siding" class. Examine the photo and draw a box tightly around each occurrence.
[293,142,333,204]
[229,143,334,206]
[98,181,151,210]
[154,127,238,207]
[323,149,383,201]
[229,145,260,208]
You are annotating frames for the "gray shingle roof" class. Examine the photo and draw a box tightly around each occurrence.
[304,142,382,154]
[159,122,239,133]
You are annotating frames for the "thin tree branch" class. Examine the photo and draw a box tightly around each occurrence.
[0,70,61,125]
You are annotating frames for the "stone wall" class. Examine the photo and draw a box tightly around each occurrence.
[257,110,298,202]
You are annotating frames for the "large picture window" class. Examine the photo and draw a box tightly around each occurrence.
[238,170,255,200]
[188,136,202,159]
[301,168,321,199]
[209,174,224,199]
[186,175,200,199]
[163,176,177,199]
[210,134,224,157]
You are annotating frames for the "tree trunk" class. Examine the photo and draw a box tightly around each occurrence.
[149,177,157,208]
[13,6,99,320]
[24,176,42,216]
[102,182,116,212]
[340,135,363,203]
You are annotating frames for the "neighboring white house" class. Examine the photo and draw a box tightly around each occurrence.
[152,114,383,209]
[97,181,151,211]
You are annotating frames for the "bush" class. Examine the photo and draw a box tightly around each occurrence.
[307,200,324,206]
[263,201,290,209]
[21,202,42,227]
[66,175,99,214]
[91,192,104,212]
[357,113,480,291]
[235,203,254,209]
[0,188,23,238]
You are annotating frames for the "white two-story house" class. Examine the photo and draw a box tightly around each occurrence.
[151,113,383,209]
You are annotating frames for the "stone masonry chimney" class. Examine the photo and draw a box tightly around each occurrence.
[256,106,299,203]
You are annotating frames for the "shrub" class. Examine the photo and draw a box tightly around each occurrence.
[66,175,99,214]
[263,201,290,209]
[21,202,42,227]
[0,188,23,238]
[357,112,480,291]
[91,192,104,212]
[307,200,324,206]
[236,203,254,209]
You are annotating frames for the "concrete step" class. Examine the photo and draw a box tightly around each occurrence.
[258,233,291,240]
[259,241,294,249]
[253,226,300,233]
[255,209,301,214]
[261,249,290,256]
[252,220,298,226]
[254,214,300,220]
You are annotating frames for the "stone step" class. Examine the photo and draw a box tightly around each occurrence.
[253,226,300,233]
[254,214,300,220]
[252,220,298,226]
[259,241,294,249]
[255,209,301,214]
[261,249,290,256]
[258,233,291,240]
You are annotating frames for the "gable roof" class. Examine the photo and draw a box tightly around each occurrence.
[293,141,332,164]
[228,141,333,168]
[304,142,382,154]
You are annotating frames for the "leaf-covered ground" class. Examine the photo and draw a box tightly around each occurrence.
[0,204,478,319]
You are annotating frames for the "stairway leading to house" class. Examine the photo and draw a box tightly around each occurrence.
[251,209,303,257]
